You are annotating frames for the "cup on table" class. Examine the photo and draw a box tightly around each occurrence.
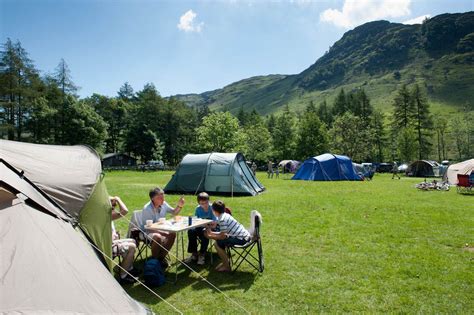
[158,217,166,224]
[146,219,153,227]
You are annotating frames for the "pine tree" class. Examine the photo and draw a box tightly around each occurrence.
[357,89,373,124]
[411,84,433,159]
[117,82,134,100]
[0,39,41,140]
[272,105,296,160]
[332,88,347,117]
[392,84,414,131]
[316,100,333,126]
[434,116,448,161]
[371,110,386,162]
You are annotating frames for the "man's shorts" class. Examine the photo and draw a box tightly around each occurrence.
[112,238,135,256]
[216,236,248,248]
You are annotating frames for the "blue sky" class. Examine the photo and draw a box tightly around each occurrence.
[1,0,472,98]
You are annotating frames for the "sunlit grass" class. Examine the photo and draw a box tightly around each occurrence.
[106,171,473,314]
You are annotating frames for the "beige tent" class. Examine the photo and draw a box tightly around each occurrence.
[0,159,148,314]
[443,159,474,185]
[0,140,112,266]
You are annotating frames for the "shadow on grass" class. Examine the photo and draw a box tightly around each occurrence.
[122,253,259,306]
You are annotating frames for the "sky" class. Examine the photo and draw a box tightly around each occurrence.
[1,0,473,98]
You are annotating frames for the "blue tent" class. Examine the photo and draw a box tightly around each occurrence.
[292,153,362,181]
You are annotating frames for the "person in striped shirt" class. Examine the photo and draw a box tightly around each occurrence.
[205,200,250,272]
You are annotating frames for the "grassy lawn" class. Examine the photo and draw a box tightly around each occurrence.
[106,171,473,314]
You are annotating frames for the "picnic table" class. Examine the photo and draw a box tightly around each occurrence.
[146,217,213,282]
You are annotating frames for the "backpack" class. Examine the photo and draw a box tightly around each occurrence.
[143,258,166,287]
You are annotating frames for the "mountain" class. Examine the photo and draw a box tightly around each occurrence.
[173,12,474,115]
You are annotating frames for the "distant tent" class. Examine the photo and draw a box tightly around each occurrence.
[278,160,301,173]
[398,163,409,173]
[292,153,362,181]
[443,159,474,184]
[164,152,265,196]
[0,156,148,313]
[407,160,441,177]
[0,140,112,267]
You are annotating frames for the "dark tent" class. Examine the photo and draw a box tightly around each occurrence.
[292,153,362,181]
[164,152,265,196]
[407,160,441,177]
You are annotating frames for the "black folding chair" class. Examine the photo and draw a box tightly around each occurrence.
[226,212,264,273]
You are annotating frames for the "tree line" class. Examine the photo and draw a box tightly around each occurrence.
[1,39,472,166]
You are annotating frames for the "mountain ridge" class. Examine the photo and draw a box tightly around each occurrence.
[172,12,474,115]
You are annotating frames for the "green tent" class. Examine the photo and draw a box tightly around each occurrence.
[0,140,112,268]
[165,152,265,196]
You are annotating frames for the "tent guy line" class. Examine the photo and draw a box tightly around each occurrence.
[33,208,165,312]
[75,229,183,315]
[122,214,252,315]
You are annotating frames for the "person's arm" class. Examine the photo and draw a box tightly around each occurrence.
[204,228,227,240]
[111,196,128,220]
[170,196,185,215]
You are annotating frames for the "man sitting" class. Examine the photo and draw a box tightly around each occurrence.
[142,187,185,268]
[185,192,217,265]
[205,200,250,272]
[110,196,139,284]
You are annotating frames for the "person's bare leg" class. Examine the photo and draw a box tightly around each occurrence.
[122,243,136,270]
[151,233,163,259]
[120,243,136,277]
[155,232,175,260]
[214,242,230,271]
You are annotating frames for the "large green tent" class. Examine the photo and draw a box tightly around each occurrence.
[164,152,265,196]
[0,140,112,268]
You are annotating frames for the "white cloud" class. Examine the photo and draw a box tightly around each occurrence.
[177,10,204,33]
[403,14,431,25]
[320,0,412,29]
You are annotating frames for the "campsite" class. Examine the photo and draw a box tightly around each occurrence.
[107,170,473,314]
[2,2,474,314]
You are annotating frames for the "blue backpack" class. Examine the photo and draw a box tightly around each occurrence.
[143,258,166,287]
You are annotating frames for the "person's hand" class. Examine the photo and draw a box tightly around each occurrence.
[208,221,217,229]
[177,195,185,207]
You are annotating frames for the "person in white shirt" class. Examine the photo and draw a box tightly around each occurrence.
[142,187,184,266]
[110,196,138,284]
[205,200,250,272]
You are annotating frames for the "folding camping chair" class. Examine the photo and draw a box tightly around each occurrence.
[457,174,473,194]
[126,210,150,261]
[226,210,264,273]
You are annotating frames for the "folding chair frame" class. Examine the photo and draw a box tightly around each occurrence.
[226,215,264,273]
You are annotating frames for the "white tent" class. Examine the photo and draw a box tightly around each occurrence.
[0,159,148,314]
[443,159,474,185]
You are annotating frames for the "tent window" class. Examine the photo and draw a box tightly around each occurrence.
[208,163,230,176]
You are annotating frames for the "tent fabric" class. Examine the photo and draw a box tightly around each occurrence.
[0,161,70,221]
[0,199,148,314]
[0,140,112,267]
[292,153,362,181]
[0,167,148,314]
[407,160,441,177]
[443,159,474,184]
[165,152,265,196]
[278,160,301,173]
[0,140,101,216]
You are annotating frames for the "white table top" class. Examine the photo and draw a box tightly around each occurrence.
[147,217,213,233]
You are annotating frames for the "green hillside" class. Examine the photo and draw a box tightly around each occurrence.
[174,12,474,115]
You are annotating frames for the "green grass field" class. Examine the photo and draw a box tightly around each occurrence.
[106,171,473,314]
